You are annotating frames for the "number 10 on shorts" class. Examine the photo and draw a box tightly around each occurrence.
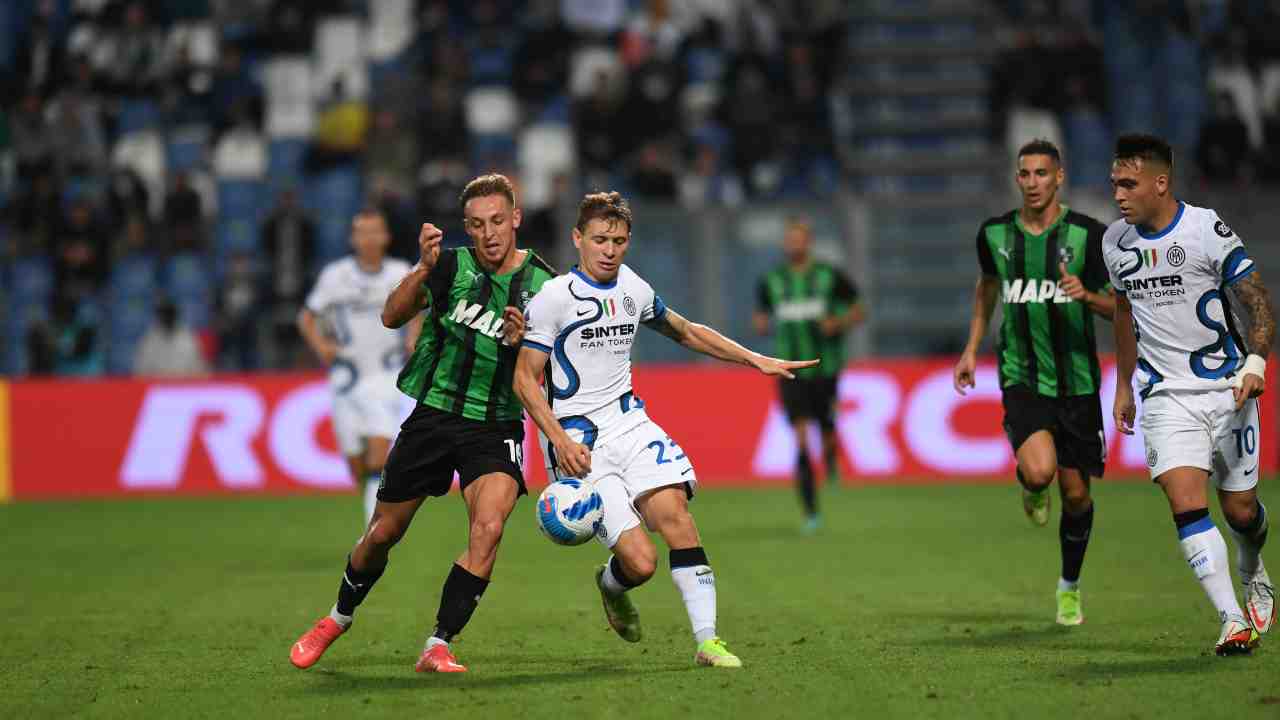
[1232,426,1257,458]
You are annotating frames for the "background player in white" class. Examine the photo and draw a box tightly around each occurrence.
[1107,134,1275,655]
[299,209,417,526]
[513,192,815,668]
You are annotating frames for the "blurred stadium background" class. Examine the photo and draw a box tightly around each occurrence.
[2,0,1280,497]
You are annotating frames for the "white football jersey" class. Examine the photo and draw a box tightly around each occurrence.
[1103,202,1256,398]
[305,256,414,388]
[522,265,666,448]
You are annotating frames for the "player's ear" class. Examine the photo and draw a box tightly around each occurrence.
[511,207,522,229]
[1154,172,1169,196]
[572,226,583,250]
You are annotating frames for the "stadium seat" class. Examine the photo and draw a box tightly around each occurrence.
[11,256,55,304]
[469,41,516,85]
[112,130,167,218]
[108,255,159,300]
[117,99,163,135]
[1005,107,1063,165]
[464,87,520,135]
[1063,108,1111,190]
[213,128,267,179]
[517,123,575,208]
[166,125,211,173]
[267,138,307,191]
[316,16,364,69]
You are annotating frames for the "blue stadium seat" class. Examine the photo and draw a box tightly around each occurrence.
[469,42,515,85]
[267,139,307,192]
[117,99,163,135]
[163,252,213,298]
[1063,109,1111,190]
[304,164,363,262]
[11,256,54,304]
[217,179,267,222]
[167,128,210,173]
[108,255,159,300]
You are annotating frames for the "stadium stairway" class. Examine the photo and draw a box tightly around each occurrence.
[842,0,1000,355]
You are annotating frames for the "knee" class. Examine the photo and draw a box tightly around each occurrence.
[469,516,506,553]
[1060,485,1092,514]
[1221,496,1258,529]
[1019,461,1055,490]
[365,517,406,548]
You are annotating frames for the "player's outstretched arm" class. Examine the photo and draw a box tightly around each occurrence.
[1112,293,1137,434]
[1229,270,1275,407]
[382,223,441,328]
[646,308,818,379]
[512,345,591,478]
[953,275,999,394]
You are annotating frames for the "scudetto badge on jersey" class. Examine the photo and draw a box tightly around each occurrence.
[1214,220,1233,238]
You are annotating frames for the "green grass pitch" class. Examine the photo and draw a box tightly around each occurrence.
[3,480,1279,719]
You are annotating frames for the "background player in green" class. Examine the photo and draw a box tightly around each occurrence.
[952,139,1114,625]
[753,218,863,533]
[288,174,556,674]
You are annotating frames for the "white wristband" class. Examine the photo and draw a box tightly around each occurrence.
[1234,354,1266,387]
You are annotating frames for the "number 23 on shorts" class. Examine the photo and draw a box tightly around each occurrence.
[647,436,686,465]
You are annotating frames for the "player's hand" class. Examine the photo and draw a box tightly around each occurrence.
[1113,384,1136,435]
[500,306,525,346]
[953,351,976,395]
[553,438,592,478]
[417,223,443,273]
[1058,262,1088,302]
[1233,372,1265,410]
[818,316,843,337]
[750,354,819,380]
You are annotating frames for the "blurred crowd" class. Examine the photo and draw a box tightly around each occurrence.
[0,0,847,377]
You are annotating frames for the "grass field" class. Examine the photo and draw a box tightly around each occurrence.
[3,480,1279,719]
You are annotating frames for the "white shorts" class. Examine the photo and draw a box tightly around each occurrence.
[550,418,698,548]
[331,373,403,457]
[1140,389,1261,492]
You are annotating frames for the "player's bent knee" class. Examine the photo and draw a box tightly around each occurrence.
[364,518,406,548]
[469,517,507,551]
[1020,463,1055,489]
[623,552,657,583]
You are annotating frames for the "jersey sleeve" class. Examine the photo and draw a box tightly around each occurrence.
[1206,212,1255,286]
[304,265,337,313]
[425,248,459,309]
[521,282,561,355]
[976,226,996,276]
[832,268,859,305]
[640,287,668,325]
[1082,221,1110,292]
[756,277,773,312]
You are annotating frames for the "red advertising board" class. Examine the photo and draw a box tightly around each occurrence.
[3,360,1276,500]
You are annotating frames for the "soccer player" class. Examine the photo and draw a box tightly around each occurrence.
[752,218,863,532]
[952,139,1115,626]
[298,209,416,526]
[513,192,816,668]
[289,174,556,673]
[1107,134,1275,655]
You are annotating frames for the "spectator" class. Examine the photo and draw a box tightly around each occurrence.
[629,141,678,199]
[10,92,54,180]
[261,189,316,348]
[33,297,105,377]
[720,58,779,196]
[1197,92,1251,183]
[366,109,420,201]
[134,298,211,377]
[513,0,572,108]
[215,252,260,371]
[13,168,62,255]
[679,143,743,207]
[106,166,151,225]
[53,199,109,308]
[417,77,469,160]
[45,89,108,176]
[9,14,65,98]
[263,0,316,55]
[574,70,625,180]
[307,79,370,171]
[621,0,688,67]
[102,1,168,96]
[209,43,261,133]
[164,172,205,252]
[113,213,152,260]
[561,0,628,38]
[417,155,471,226]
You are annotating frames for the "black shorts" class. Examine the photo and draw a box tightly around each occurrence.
[779,376,838,430]
[1001,384,1106,478]
[379,404,526,503]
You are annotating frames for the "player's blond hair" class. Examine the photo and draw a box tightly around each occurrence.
[459,174,517,211]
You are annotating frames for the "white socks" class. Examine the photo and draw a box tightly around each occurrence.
[671,563,717,645]
[1057,578,1079,593]
[600,558,631,597]
[329,604,353,629]
[363,475,380,528]
[1178,516,1244,621]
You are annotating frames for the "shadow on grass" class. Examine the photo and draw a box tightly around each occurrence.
[301,662,696,693]
[1063,655,1230,680]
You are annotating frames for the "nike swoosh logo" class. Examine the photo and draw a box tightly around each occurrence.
[1249,605,1270,630]
[696,569,712,576]
[996,247,1010,260]
[576,308,592,317]
[1245,467,1257,476]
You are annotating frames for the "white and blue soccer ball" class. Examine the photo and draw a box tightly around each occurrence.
[535,479,603,546]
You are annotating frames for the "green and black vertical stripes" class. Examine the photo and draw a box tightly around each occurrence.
[976,207,1109,398]
[756,262,860,380]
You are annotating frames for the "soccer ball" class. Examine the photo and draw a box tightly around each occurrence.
[535,479,603,546]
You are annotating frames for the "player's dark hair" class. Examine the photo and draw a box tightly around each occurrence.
[459,173,516,212]
[1017,138,1061,165]
[353,206,386,223]
[1114,133,1174,173]
[575,191,632,232]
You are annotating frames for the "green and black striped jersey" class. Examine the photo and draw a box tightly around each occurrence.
[755,262,859,379]
[976,206,1108,398]
[397,247,556,421]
